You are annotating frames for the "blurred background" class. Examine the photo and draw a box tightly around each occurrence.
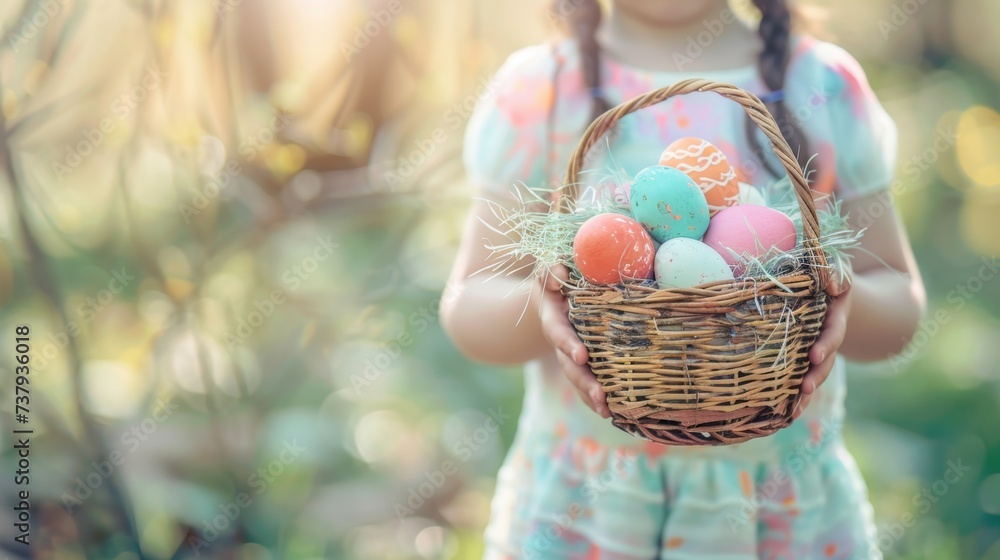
[0,0,998,558]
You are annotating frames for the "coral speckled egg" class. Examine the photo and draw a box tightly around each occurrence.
[737,182,767,206]
[573,214,655,285]
[629,165,710,244]
[702,205,798,269]
[659,137,739,214]
[654,238,735,289]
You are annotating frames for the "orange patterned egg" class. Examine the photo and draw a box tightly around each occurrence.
[573,214,655,285]
[659,137,739,214]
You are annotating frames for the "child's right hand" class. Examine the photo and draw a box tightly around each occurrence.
[539,265,612,419]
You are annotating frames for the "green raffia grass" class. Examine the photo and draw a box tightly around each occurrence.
[479,182,630,281]
[482,154,864,291]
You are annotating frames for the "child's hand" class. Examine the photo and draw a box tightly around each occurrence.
[793,272,854,419]
[539,265,612,419]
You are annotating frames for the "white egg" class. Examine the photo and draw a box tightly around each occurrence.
[654,238,735,289]
[738,182,767,206]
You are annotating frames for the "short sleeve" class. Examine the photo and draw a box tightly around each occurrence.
[463,45,559,196]
[788,39,898,200]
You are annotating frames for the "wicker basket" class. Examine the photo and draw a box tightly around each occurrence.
[556,79,829,446]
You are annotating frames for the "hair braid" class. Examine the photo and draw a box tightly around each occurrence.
[551,0,809,179]
[746,0,812,179]
[552,0,609,123]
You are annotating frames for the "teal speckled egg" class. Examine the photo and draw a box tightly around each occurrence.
[629,165,710,243]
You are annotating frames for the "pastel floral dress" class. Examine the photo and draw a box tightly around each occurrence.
[464,35,897,560]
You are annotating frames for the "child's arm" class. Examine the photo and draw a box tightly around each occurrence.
[795,192,926,415]
[441,197,550,365]
[441,46,574,366]
[442,195,611,417]
[838,196,926,360]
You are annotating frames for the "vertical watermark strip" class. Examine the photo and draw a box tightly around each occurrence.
[11,324,33,549]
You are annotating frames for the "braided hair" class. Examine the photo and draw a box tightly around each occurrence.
[551,0,609,123]
[551,0,811,178]
[745,0,811,177]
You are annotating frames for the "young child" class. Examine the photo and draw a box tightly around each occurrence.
[442,1,926,558]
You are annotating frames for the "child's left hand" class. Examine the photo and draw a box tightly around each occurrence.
[792,271,854,419]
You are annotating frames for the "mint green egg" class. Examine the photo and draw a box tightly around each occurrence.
[629,165,710,243]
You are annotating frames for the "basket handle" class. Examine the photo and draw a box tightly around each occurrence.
[557,79,828,289]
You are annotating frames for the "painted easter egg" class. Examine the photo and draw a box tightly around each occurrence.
[573,213,655,285]
[702,205,798,270]
[737,182,767,206]
[659,137,739,214]
[654,238,735,289]
[629,165,710,244]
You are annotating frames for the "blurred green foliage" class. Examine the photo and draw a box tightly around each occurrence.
[0,0,998,559]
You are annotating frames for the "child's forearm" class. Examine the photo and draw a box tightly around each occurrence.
[840,268,926,361]
[441,276,551,365]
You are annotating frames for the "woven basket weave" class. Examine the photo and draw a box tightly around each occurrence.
[556,79,829,446]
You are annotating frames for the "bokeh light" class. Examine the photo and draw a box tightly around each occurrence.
[0,0,997,558]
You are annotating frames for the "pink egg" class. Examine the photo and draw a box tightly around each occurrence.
[702,205,797,269]
[573,213,655,285]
